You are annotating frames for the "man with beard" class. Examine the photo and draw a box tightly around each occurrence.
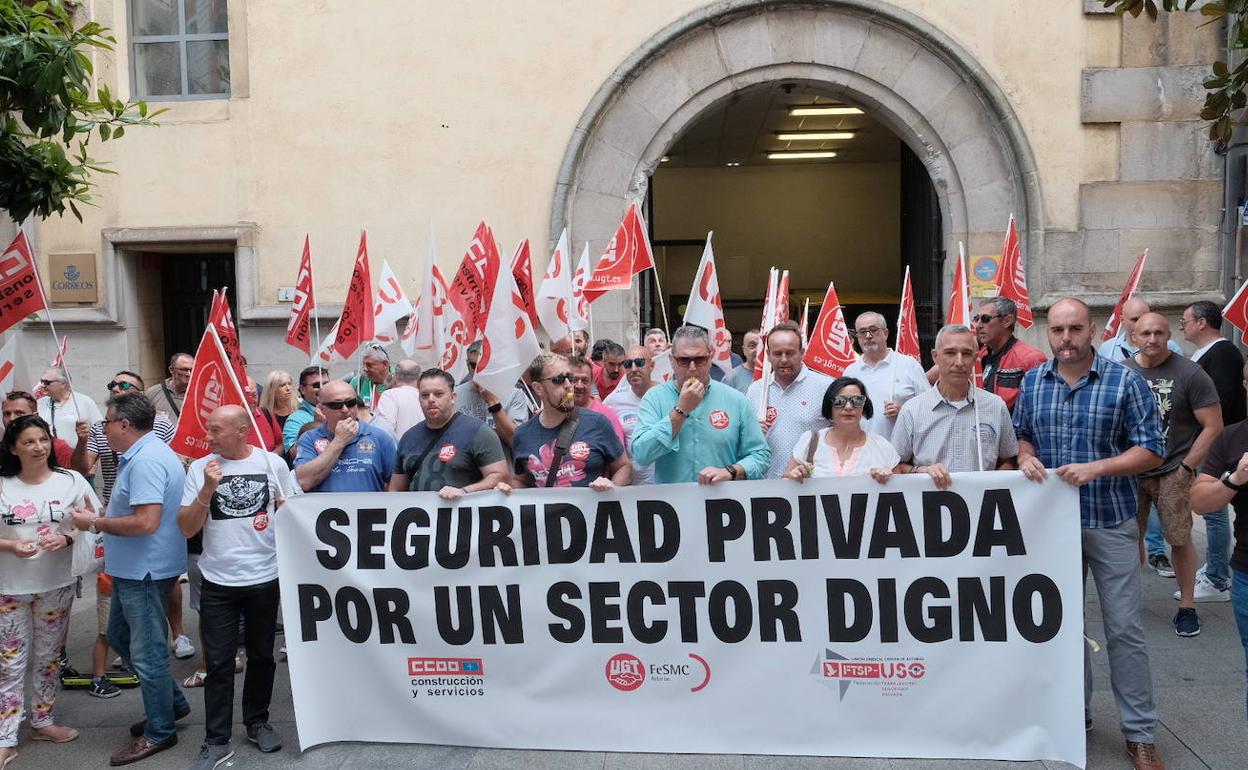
[844,311,929,440]
[603,345,656,484]
[389,369,507,499]
[504,354,629,490]
[747,321,833,479]
[567,356,626,447]
[1015,298,1165,770]
[594,341,627,399]
[633,325,770,484]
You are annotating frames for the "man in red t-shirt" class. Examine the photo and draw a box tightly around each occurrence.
[973,297,1047,412]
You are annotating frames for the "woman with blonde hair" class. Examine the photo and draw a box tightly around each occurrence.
[258,370,299,430]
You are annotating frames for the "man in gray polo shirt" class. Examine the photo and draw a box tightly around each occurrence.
[892,324,1018,488]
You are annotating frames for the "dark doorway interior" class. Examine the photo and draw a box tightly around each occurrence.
[158,253,236,362]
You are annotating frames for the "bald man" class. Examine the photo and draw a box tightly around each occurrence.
[1014,298,1165,765]
[1098,296,1183,362]
[179,406,298,760]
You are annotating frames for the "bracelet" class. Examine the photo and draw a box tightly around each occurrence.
[63,534,74,547]
[487,402,503,414]
[725,465,738,480]
[673,406,689,418]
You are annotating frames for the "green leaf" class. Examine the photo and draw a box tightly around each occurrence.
[98,123,109,140]
[1215,60,1230,77]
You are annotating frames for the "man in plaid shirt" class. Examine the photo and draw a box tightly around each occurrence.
[1013,298,1165,770]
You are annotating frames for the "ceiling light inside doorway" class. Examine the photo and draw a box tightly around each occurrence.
[660,155,671,162]
[726,161,741,167]
[767,151,838,160]
[788,106,863,116]
[775,131,856,141]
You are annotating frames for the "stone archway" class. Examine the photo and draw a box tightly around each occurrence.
[554,0,1041,344]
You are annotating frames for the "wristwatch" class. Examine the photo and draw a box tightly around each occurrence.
[487,402,502,414]
[1220,470,1247,491]
[88,515,100,534]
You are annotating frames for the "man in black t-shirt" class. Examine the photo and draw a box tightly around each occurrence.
[1191,359,1248,718]
[1181,300,1245,600]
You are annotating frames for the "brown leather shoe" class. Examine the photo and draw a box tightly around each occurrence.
[109,734,177,766]
[1126,741,1166,770]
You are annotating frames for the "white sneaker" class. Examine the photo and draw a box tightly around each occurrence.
[1173,573,1231,602]
[173,634,196,659]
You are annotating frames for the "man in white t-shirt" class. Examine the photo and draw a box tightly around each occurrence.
[178,406,296,765]
[36,367,103,450]
[603,344,656,485]
[843,311,930,441]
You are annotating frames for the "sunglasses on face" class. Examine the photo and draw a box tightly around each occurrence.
[974,314,1001,325]
[39,379,61,387]
[832,395,868,409]
[674,355,710,367]
[321,398,360,410]
[621,358,647,369]
[301,381,324,390]
[107,380,138,391]
[540,373,573,385]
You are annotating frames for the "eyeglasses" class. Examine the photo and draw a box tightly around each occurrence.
[321,398,360,410]
[832,395,868,408]
[973,314,1002,325]
[106,381,138,391]
[39,379,61,387]
[851,327,885,338]
[621,358,647,369]
[300,380,324,389]
[171,367,193,375]
[1178,317,1198,329]
[674,355,710,367]
[101,416,125,426]
[539,373,573,385]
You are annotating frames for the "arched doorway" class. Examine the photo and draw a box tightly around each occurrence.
[553,0,1041,348]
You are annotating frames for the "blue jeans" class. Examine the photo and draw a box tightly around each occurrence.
[1145,505,1165,558]
[108,576,190,743]
[1233,569,1248,725]
[1205,506,1231,589]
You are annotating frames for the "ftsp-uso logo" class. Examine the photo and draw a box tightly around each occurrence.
[811,648,926,701]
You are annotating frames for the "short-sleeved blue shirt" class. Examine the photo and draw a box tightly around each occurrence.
[294,421,396,492]
[104,431,189,580]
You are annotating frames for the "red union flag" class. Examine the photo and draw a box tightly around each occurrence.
[682,234,733,375]
[753,268,779,380]
[401,227,469,380]
[570,243,592,332]
[775,271,791,324]
[1103,249,1149,341]
[896,265,922,362]
[511,239,541,329]
[208,289,248,389]
[285,236,317,355]
[371,259,414,345]
[585,202,654,302]
[995,214,1033,328]
[447,221,502,340]
[1224,274,1248,335]
[171,326,260,458]
[947,244,971,327]
[0,231,47,336]
[321,232,375,364]
[804,282,857,377]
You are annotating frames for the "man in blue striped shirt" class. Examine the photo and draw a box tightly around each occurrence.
[1013,298,1165,770]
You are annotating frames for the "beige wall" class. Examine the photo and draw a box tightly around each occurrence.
[652,161,901,303]
[38,0,1110,301]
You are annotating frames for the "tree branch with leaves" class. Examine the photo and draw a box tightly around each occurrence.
[0,0,163,222]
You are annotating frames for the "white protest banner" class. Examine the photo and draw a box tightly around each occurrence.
[278,473,1084,766]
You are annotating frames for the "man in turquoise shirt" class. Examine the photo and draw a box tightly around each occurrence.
[282,366,328,456]
[632,325,770,484]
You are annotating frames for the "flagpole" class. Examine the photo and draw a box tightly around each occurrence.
[757,267,779,422]
[960,244,984,472]
[23,220,86,422]
[207,325,292,499]
[650,266,671,339]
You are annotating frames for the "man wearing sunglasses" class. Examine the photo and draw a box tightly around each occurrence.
[892,325,1018,489]
[633,325,770,485]
[504,354,630,490]
[971,297,1046,413]
[281,366,329,457]
[603,345,657,484]
[294,381,395,493]
[747,321,834,479]
[36,367,103,450]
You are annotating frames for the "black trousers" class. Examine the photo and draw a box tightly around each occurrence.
[200,577,279,744]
